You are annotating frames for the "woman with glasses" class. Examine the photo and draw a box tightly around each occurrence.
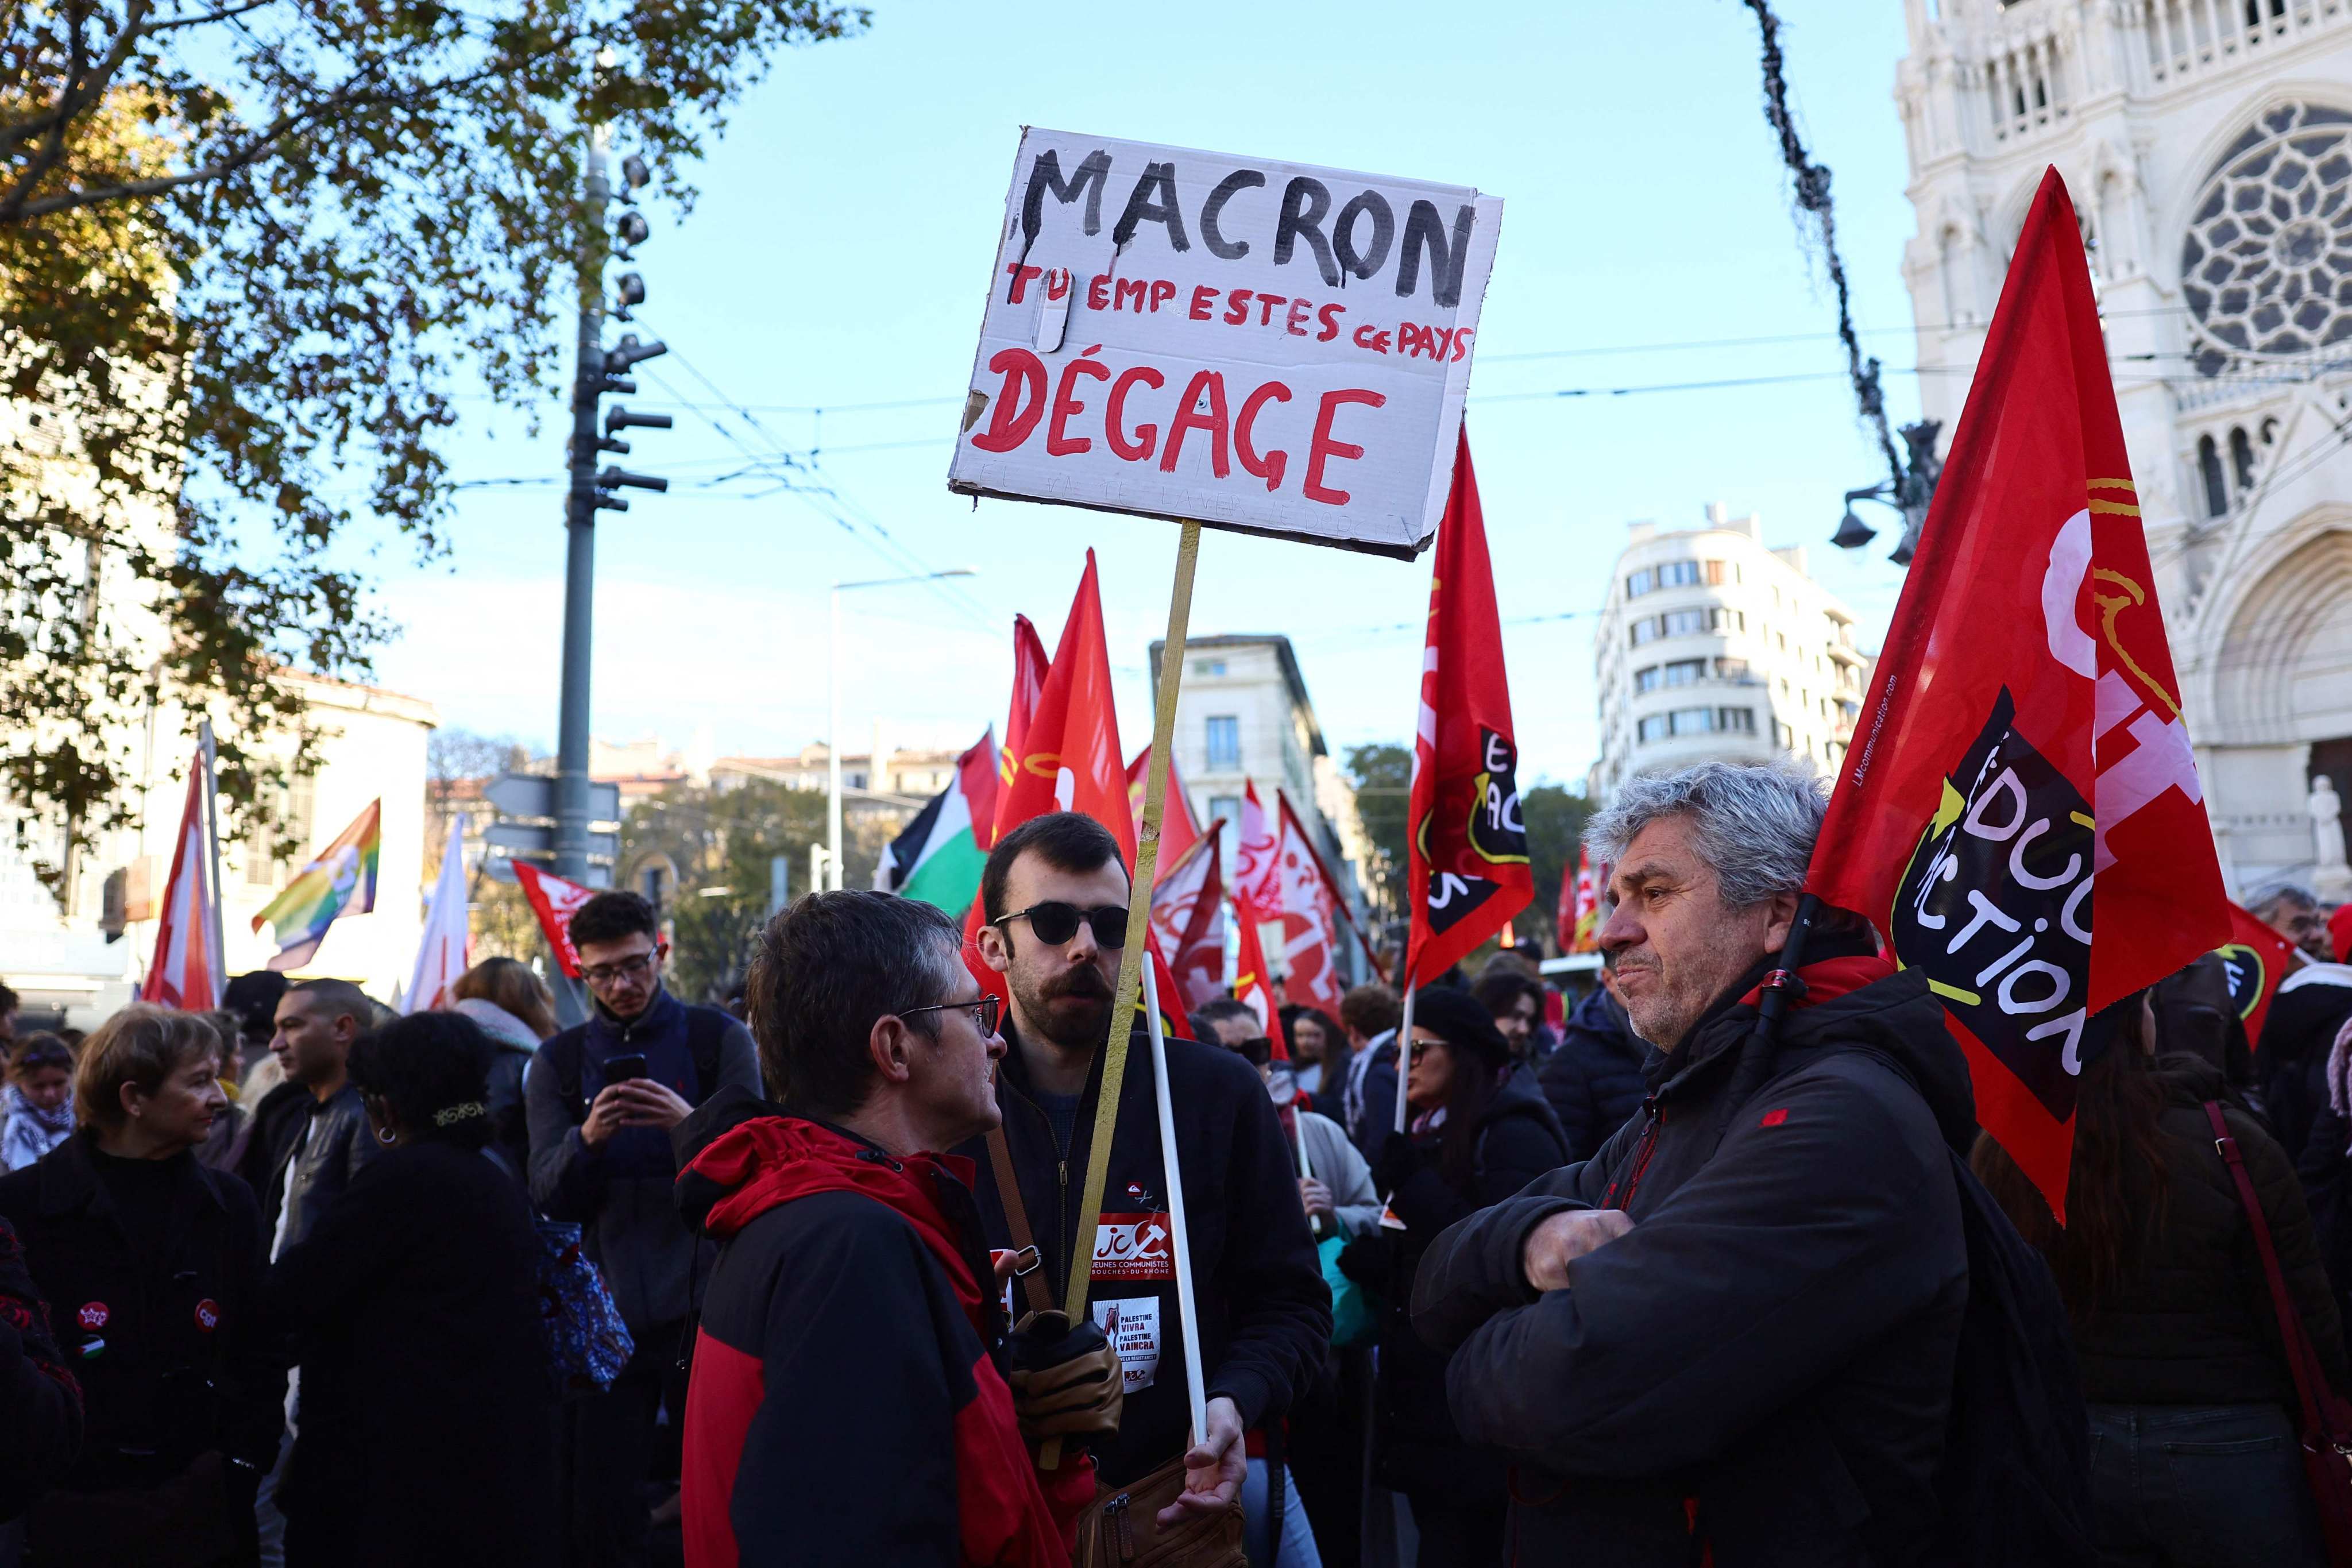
[271,1011,556,1567]
[1337,986,1567,1568]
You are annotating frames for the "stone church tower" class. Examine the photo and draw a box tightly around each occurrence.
[1895,0,2352,897]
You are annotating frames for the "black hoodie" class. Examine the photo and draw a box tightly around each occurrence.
[1412,945,1975,1567]
[953,1019,1330,1488]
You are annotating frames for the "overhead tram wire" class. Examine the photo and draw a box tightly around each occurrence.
[623,355,997,638]
[630,329,996,631]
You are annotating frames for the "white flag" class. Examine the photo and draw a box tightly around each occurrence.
[405,813,471,1014]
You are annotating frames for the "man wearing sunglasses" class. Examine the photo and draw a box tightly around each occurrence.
[670,890,1093,1567]
[966,812,1329,1543]
[523,889,760,1567]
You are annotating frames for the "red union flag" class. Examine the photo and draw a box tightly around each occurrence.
[1234,894,1278,1032]
[1148,825,1230,1011]
[2216,902,2299,1049]
[513,862,596,979]
[1406,430,1531,984]
[1234,783,1280,928]
[1562,847,1601,955]
[140,761,222,1011]
[1272,791,1349,1018]
[1807,169,2226,1222]
[1127,746,1202,880]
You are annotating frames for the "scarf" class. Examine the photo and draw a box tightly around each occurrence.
[2,1084,75,1172]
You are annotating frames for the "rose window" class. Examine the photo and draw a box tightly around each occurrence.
[2180,102,2352,377]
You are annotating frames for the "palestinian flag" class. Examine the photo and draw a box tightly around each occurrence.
[877,730,999,914]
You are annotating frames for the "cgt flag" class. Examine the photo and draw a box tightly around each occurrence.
[1405,430,1530,986]
[1149,824,1230,1011]
[1805,169,2226,1222]
[1562,847,1601,956]
[2216,902,2300,1049]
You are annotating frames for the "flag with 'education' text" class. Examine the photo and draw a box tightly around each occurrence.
[1803,168,2226,1223]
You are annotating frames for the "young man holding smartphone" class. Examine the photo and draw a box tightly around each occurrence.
[524,890,760,1567]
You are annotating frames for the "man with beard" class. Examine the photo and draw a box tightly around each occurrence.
[963,812,1328,1539]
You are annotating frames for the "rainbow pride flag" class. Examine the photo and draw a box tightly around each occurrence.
[253,798,381,971]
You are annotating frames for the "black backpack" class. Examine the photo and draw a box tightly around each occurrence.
[1925,1149,2096,1567]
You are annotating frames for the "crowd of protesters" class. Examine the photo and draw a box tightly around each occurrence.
[0,764,2349,1566]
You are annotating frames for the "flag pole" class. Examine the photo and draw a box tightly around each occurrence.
[197,721,228,1005]
[1044,520,1203,1472]
[1393,978,1417,1137]
[1141,948,1211,1447]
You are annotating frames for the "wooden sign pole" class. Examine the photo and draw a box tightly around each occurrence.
[1042,521,1202,1472]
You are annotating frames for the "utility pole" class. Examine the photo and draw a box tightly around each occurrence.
[554,126,670,889]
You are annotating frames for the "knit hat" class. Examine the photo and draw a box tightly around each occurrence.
[1410,986,1512,1070]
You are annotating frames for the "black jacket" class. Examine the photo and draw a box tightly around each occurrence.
[0,1214,81,1521]
[1538,986,1652,1165]
[525,988,762,1333]
[235,1079,311,1239]
[2076,1061,2346,1407]
[1413,953,1973,1567]
[1345,1036,1400,1168]
[271,1140,556,1566]
[2261,971,2352,1165]
[0,1133,285,1493]
[1338,1068,1566,1500]
[275,1083,381,1254]
[953,1020,1330,1487]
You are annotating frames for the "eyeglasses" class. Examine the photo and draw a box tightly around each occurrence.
[899,995,1003,1037]
[581,946,663,988]
[1230,1036,1273,1067]
[991,902,1129,949]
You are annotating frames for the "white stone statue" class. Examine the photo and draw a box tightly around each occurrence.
[2313,774,2348,880]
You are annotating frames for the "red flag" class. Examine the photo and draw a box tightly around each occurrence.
[141,761,222,1011]
[995,553,1133,865]
[1405,431,1531,986]
[1149,824,1230,1011]
[2332,905,2352,968]
[1562,847,1601,955]
[1138,936,1197,1042]
[1271,792,1349,1019]
[1234,895,1278,1033]
[2217,902,2300,1049]
[1235,782,1280,927]
[1127,746,1202,879]
[513,862,596,979]
[1805,169,2226,1222]
[965,557,1132,1007]
[990,613,1054,845]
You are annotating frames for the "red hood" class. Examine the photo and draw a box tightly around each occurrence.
[685,1116,985,1311]
[1736,952,1897,1010]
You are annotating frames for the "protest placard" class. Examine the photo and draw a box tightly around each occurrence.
[948,128,1503,559]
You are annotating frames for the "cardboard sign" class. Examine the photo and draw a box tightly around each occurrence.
[949,129,1503,560]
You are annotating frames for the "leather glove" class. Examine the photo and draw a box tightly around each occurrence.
[1005,1310,1123,1447]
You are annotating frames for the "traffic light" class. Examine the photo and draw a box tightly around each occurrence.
[568,150,671,523]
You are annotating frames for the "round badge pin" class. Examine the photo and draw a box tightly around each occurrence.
[194,1299,221,1333]
[76,1301,109,1332]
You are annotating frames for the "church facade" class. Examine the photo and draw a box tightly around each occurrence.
[1894,0,2352,898]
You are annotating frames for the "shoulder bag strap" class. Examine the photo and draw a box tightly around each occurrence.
[2204,1100,2335,1440]
[984,1125,1056,1318]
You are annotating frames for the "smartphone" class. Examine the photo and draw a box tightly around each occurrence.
[603,1052,648,1084]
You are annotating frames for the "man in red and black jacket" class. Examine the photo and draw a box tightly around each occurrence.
[672,890,1104,1568]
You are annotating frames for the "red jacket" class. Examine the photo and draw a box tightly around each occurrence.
[676,1107,1087,1568]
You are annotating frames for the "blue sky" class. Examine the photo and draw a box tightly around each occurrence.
[366,0,1933,789]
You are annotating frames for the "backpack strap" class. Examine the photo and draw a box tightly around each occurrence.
[543,1032,587,1127]
[2203,1100,2343,1444]
[682,1007,725,1105]
[984,1125,1056,1319]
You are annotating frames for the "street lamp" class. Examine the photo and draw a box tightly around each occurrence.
[829,569,980,890]
[1830,419,1944,566]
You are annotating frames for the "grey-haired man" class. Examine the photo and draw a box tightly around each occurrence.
[1411,762,1976,1565]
